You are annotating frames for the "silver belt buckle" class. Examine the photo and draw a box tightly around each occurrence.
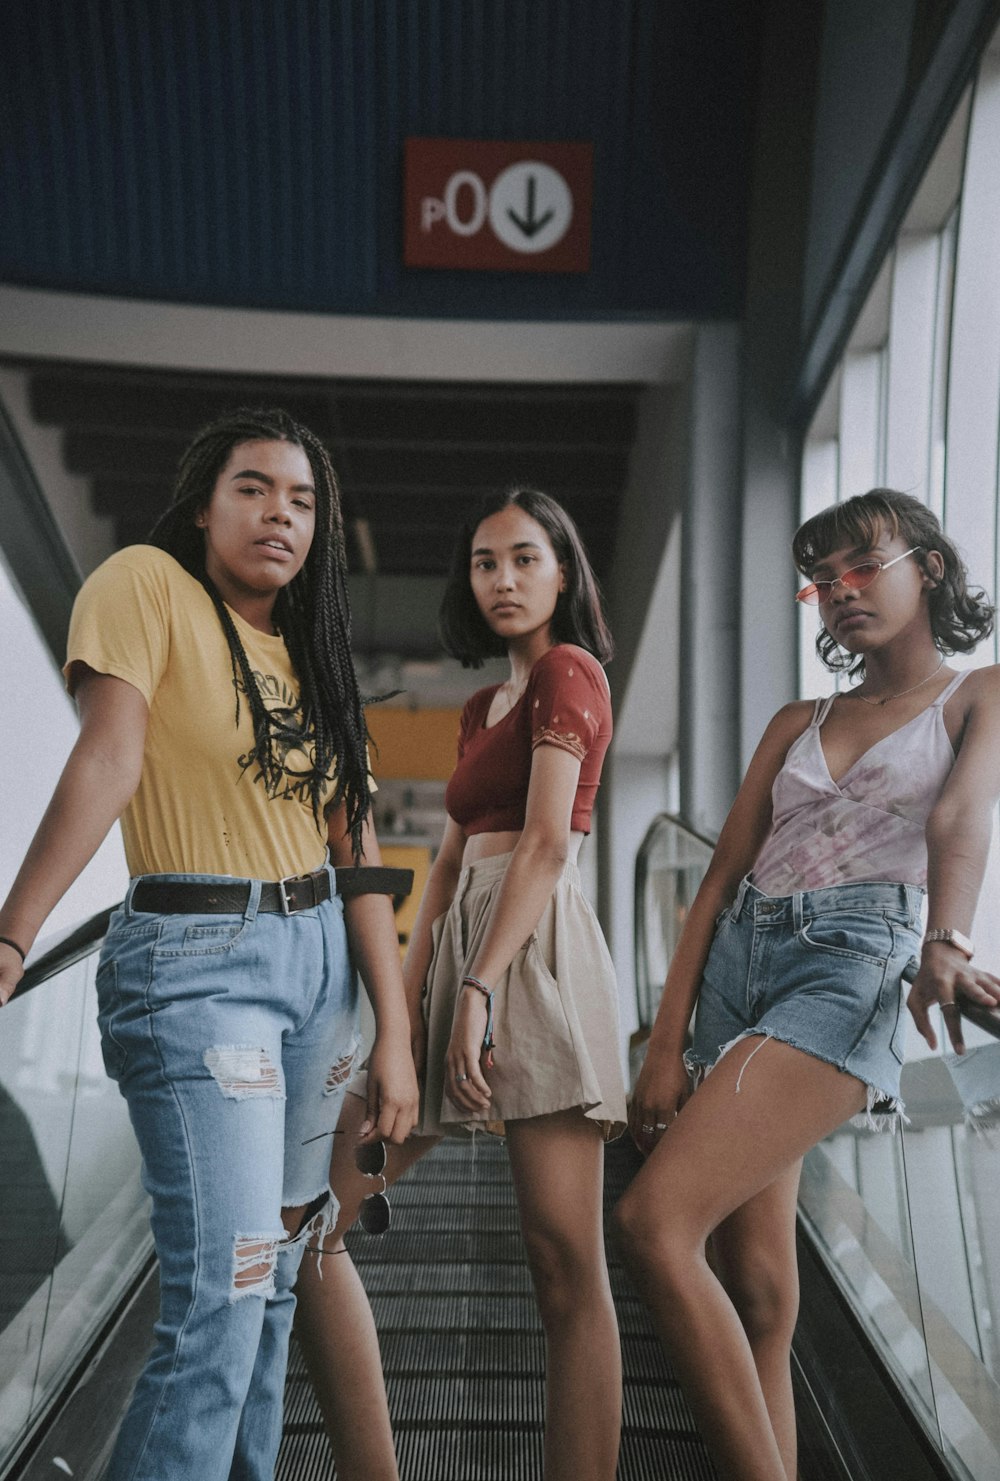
[277,875,295,915]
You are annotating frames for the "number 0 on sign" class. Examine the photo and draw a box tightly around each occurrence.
[403,139,592,273]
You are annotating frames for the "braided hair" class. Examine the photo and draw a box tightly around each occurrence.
[793,488,995,678]
[147,407,371,858]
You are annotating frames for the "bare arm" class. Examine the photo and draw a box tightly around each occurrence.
[446,741,581,1114]
[907,669,1000,1053]
[326,808,419,1142]
[0,670,147,1006]
[401,815,466,1024]
[629,700,813,1146]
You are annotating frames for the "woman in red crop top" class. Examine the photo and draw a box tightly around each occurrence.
[294,488,627,1481]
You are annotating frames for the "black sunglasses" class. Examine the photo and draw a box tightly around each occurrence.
[353,1138,391,1234]
[301,1129,391,1236]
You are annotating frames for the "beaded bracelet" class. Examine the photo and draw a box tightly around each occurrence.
[0,935,26,962]
[461,974,496,1067]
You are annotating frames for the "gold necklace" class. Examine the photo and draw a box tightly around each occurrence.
[501,677,528,714]
[853,656,945,707]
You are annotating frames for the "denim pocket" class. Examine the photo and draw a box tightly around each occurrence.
[95,957,128,1081]
[153,914,251,957]
[888,977,908,1064]
[798,909,894,967]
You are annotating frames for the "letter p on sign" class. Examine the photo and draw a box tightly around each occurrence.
[404,138,592,273]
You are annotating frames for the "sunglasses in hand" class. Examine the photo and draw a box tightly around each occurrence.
[302,1128,391,1235]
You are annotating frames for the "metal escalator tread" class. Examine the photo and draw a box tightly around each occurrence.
[276,1136,716,1480]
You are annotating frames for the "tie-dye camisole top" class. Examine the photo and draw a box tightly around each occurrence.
[751,671,969,896]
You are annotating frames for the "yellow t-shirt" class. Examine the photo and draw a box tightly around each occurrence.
[65,545,358,880]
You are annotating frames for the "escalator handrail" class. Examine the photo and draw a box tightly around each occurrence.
[633,811,716,1033]
[635,809,718,860]
[956,995,1000,1039]
[16,905,119,998]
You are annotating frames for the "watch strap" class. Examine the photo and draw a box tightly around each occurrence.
[924,927,974,960]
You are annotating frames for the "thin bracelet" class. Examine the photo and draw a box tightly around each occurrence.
[0,935,26,962]
[462,974,496,1066]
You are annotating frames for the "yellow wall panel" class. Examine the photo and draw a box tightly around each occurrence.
[366,707,462,782]
[380,842,432,956]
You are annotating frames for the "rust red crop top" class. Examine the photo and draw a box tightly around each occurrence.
[444,644,612,836]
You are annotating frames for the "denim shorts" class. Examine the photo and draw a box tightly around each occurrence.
[686,877,924,1131]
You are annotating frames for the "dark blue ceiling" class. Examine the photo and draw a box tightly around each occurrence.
[1,0,761,321]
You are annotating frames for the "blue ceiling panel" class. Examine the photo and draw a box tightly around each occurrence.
[0,0,761,319]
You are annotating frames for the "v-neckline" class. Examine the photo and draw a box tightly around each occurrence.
[481,683,527,732]
[816,678,958,789]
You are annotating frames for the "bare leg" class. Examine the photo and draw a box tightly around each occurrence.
[294,1091,437,1481]
[613,1036,866,1481]
[505,1109,621,1481]
[711,1165,802,1479]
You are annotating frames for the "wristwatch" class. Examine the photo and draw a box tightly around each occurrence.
[923,928,974,960]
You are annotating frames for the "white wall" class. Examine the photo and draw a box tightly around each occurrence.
[0,546,127,953]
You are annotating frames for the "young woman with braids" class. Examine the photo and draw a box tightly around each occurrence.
[0,408,419,1481]
[294,488,627,1481]
[616,490,1000,1481]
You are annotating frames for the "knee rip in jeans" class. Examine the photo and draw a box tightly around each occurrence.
[324,1046,357,1095]
[231,1234,282,1300]
[204,1046,284,1100]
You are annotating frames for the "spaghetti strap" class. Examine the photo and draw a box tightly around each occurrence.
[932,669,971,706]
[814,694,838,726]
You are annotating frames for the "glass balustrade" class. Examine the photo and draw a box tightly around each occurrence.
[0,933,150,1476]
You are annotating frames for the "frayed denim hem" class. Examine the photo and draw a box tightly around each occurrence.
[684,1029,908,1134]
[283,1184,340,1277]
[965,1097,1000,1135]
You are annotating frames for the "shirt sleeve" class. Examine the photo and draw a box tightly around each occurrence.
[63,547,173,704]
[528,649,608,763]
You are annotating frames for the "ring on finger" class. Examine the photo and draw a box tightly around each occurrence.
[455,1072,469,1082]
[640,1123,654,1134]
[654,1122,669,1131]
[940,1002,961,1014]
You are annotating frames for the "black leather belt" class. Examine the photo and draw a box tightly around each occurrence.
[131,866,414,916]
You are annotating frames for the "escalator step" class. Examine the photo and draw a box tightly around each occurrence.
[276,1137,716,1479]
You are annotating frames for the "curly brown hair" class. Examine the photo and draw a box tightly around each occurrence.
[793,489,994,677]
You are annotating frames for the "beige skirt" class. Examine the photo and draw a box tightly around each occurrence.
[413,851,627,1140]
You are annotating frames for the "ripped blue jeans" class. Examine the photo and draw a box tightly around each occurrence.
[95,868,358,1481]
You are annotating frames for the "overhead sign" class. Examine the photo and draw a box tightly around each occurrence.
[404,138,592,273]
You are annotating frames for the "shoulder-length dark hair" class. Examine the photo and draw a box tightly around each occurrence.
[793,488,995,678]
[147,406,371,857]
[438,486,614,668]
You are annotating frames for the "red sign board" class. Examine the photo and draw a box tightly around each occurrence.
[403,138,592,273]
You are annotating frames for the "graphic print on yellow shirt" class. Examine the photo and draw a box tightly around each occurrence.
[235,666,323,806]
[64,545,348,880]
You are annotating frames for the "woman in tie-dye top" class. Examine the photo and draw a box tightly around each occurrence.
[618,490,1000,1481]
